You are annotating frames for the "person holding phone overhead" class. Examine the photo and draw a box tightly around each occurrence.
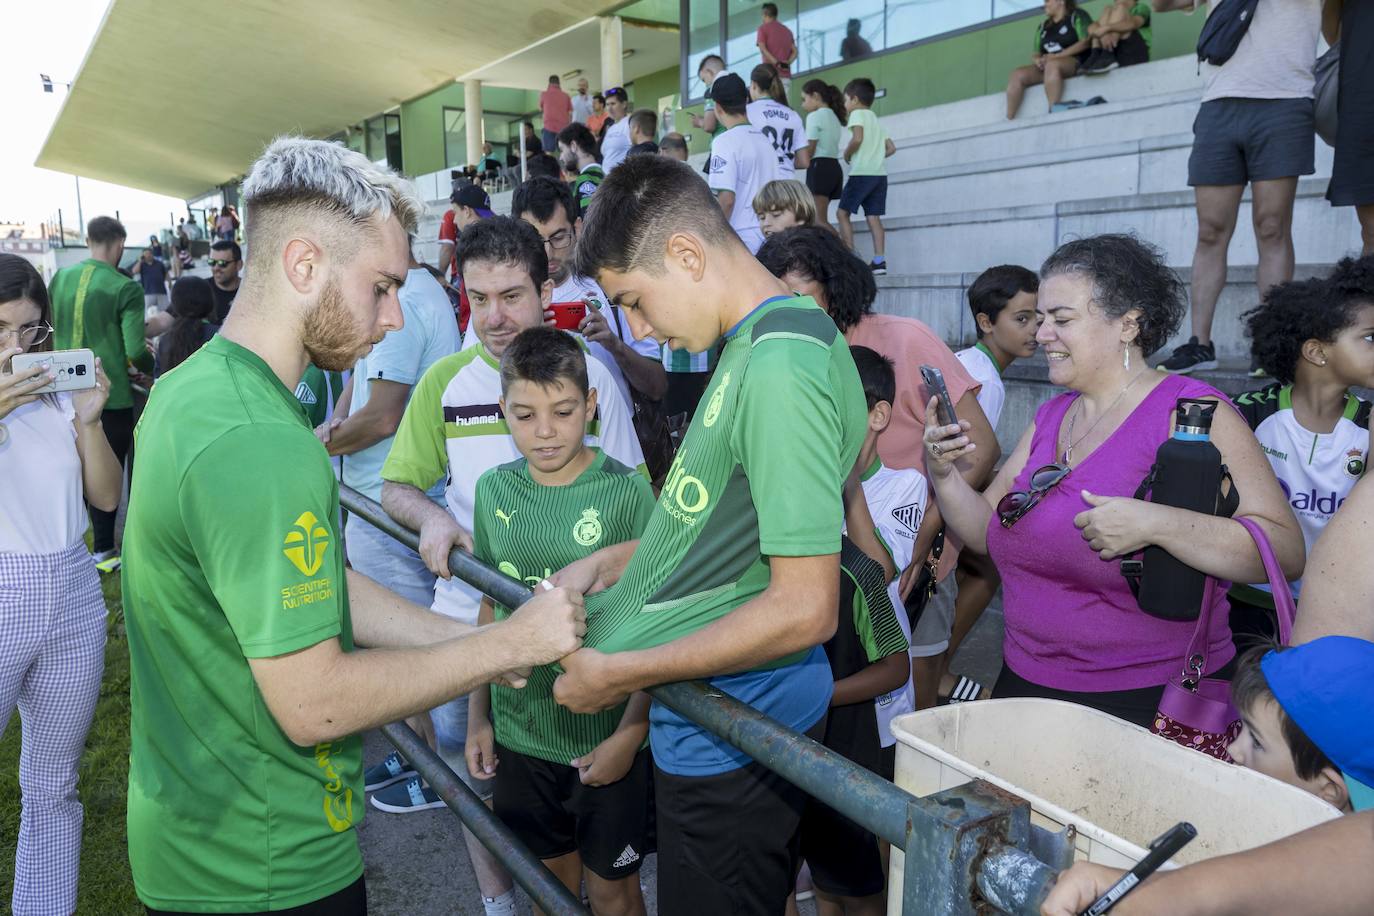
[0,253,122,916]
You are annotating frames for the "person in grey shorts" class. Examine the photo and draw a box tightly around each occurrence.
[1152,0,1323,376]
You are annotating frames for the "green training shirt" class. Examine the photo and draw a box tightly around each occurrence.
[49,258,154,409]
[122,334,362,911]
[473,450,656,764]
[582,294,867,775]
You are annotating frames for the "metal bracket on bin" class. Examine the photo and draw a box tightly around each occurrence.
[903,779,1057,916]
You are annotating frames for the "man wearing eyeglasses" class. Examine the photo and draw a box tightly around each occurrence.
[512,177,665,407]
[208,239,243,322]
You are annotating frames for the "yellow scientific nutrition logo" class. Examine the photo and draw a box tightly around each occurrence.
[283,511,330,577]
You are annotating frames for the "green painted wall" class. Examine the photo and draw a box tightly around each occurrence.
[629,64,681,111]
[400,84,540,177]
[674,3,1205,154]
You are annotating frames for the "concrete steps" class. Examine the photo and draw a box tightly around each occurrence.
[873,261,1337,372]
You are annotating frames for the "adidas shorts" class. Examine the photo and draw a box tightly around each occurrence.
[492,743,652,879]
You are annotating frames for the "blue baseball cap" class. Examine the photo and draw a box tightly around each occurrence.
[1262,636,1374,811]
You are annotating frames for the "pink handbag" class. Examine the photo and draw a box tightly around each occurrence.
[1152,517,1294,758]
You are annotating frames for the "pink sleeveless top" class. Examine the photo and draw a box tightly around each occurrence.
[987,374,1237,692]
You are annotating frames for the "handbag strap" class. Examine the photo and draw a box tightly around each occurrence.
[1233,517,1295,645]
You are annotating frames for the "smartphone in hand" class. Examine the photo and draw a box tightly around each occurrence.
[919,365,958,427]
[548,301,588,331]
[10,348,96,393]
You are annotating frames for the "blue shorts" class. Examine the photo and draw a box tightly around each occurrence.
[839,175,888,217]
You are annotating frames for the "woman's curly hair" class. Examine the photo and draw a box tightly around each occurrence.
[1040,234,1185,356]
[756,226,876,333]
[1245,257,1374,383]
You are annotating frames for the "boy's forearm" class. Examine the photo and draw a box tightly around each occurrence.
[831,652,909,707]
[615,692,652,732]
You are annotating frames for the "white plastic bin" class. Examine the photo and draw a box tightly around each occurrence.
[887,699,1341,911]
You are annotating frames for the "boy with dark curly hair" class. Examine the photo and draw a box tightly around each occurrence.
[1232,256,1374,643]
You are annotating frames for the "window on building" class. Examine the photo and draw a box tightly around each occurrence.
[683,0,1047,100]
[444,110,521,170]
[686,0,723,100]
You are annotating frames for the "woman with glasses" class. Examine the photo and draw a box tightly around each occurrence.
[922,234,1303,726]
[0,253,122,914]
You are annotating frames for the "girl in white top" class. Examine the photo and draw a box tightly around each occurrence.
[0,253,122,915]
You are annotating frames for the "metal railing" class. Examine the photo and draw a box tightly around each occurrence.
[340,484,1062,915]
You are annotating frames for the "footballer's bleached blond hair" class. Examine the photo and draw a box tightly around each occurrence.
[240,137,424,273]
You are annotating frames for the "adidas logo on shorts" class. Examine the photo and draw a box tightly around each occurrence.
[612,844,641,869]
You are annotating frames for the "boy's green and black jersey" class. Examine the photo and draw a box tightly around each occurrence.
[815,538,911,771]
[570,164,606,218]
[473,450,655,764]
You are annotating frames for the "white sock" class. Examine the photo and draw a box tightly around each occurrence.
[483,890,517,916]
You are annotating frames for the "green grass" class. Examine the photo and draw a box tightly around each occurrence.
[0,570,140,914]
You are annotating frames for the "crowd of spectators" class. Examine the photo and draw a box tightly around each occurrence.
[3,2,1373,915]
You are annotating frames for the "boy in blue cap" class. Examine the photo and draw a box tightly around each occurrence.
[1228,637,1374,813]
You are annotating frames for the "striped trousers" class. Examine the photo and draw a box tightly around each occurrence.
[1,543,108,916]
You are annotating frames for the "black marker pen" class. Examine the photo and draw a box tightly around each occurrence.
[1082,821,1197,916]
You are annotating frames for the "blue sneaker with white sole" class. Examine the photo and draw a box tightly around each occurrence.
[369,776,446,814]
[363,751,416,792]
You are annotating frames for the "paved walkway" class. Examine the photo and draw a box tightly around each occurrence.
[356,610,1005,915]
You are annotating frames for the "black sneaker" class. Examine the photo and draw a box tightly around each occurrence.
[1157,336,1218,374]
[1087,52,1119,75]
[870,260,888,276]
[1080,49,1109,74]
[363,751,416,792]
[1248,356,1268,379]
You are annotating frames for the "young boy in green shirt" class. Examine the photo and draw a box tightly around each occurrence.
[837,77,897,275]
[465,326,656,915]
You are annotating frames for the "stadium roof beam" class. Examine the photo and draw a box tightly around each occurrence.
[35,0,637,199]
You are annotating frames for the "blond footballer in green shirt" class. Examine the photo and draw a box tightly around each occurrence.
[121,137,585,915]
[550,155,867,914]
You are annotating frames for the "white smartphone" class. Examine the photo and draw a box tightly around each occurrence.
[11,348,97,393]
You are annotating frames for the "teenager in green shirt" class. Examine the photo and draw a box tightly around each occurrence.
[551,154,867,914]
[121,137,585,915]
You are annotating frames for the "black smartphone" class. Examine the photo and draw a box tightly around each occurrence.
[920,365,959,427]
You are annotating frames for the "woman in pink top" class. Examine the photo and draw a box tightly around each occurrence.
[923,235,1303,726]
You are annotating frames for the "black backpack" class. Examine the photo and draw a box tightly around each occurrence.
[1196,0,1262,67]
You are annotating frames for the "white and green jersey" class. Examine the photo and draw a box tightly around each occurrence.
[382,341,646,623]
[582,294,868,776]
[661,345,716,374]
[854,458,928,746]
[1235,383,1370,600]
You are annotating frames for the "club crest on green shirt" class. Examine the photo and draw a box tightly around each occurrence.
[703,371,731,428]
[573,507,604,547]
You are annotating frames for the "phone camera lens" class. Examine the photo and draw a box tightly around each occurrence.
[75,364,86,376]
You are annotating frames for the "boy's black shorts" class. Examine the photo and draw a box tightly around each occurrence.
[800,793,886,899]
[493,742,652,879]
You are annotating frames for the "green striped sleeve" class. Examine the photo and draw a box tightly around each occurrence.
[842,539,908,663]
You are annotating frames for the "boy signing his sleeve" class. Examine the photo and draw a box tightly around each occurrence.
[465,327,656,914]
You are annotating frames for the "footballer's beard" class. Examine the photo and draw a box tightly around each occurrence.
[302,279,376,372]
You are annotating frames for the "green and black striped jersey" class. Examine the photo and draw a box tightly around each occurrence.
[473,449,655,763]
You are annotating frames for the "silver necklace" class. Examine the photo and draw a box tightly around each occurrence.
[1062,370,1148,465]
